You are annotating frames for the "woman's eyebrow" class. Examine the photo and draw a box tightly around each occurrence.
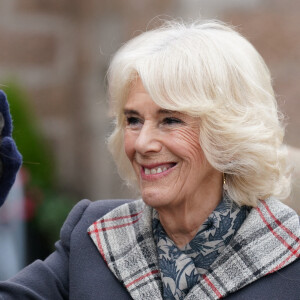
[159,109,183,116]
[158,109,172,115]
[123,108,177,115]
[123,109,140,116]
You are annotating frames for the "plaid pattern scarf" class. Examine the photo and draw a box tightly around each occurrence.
[152,199,249,299]
[88,198,300,299]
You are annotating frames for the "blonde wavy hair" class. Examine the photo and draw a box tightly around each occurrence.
[107,19,291,207]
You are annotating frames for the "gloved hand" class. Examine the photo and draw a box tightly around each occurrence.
[0,90,22,207]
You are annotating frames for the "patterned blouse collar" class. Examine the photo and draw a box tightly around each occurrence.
[152,196,250,299]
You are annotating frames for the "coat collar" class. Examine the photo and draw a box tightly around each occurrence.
[88,199,163,300]
[185,198,300,299]
[88,198,300,299]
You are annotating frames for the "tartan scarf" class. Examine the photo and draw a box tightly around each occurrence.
[152,199,249,300]
[88,198,300,300]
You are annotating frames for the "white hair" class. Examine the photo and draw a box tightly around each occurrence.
[107,19,291,207]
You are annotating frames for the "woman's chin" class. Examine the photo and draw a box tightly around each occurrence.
[141,189,170,209]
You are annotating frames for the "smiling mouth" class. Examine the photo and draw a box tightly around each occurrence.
[142,163,177,175]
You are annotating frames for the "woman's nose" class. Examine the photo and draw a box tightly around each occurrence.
[134,123,162,155]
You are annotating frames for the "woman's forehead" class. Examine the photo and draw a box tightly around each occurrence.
[127,77,146,96]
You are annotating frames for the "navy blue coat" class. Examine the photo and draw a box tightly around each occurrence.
[0,199,299,299]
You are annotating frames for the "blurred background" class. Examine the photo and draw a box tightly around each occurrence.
[0,0,299,279]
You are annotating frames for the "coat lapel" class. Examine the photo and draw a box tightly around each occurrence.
[87,199,163,300]
[185,198,300,299]
[88,198,299,300]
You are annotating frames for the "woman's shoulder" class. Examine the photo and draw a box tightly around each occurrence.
[60,199,137,243]
[88,198,137,209]
[66,198,136,222]
[61,199,142,235]
[82,198,139,220]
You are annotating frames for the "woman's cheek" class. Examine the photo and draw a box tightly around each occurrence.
[124,131,135,160]
[172,127,203,158]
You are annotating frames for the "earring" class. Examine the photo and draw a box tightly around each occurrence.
[223,173,228,190]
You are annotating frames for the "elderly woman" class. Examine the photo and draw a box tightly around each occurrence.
[0,20,299,300]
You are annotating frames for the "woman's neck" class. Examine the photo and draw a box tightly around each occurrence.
[157,185,223,248]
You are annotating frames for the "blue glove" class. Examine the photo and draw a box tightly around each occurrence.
[0,90,22,207]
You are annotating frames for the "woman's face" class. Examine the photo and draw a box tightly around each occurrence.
[124,79,221,209]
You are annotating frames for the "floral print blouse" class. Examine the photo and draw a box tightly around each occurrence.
[152,197,250,300]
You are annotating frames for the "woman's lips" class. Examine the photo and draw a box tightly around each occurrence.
[140,162,177,180]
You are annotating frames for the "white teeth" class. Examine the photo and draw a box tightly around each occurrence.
[144,165,172,175]
[144,165,173,175]
[157,167,162,174]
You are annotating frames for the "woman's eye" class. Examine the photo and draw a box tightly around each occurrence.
[162,117,183,125]
[126,116,142,127]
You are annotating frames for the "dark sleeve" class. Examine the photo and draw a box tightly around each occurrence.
[0,199,91,300]
[0,90,22,207]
